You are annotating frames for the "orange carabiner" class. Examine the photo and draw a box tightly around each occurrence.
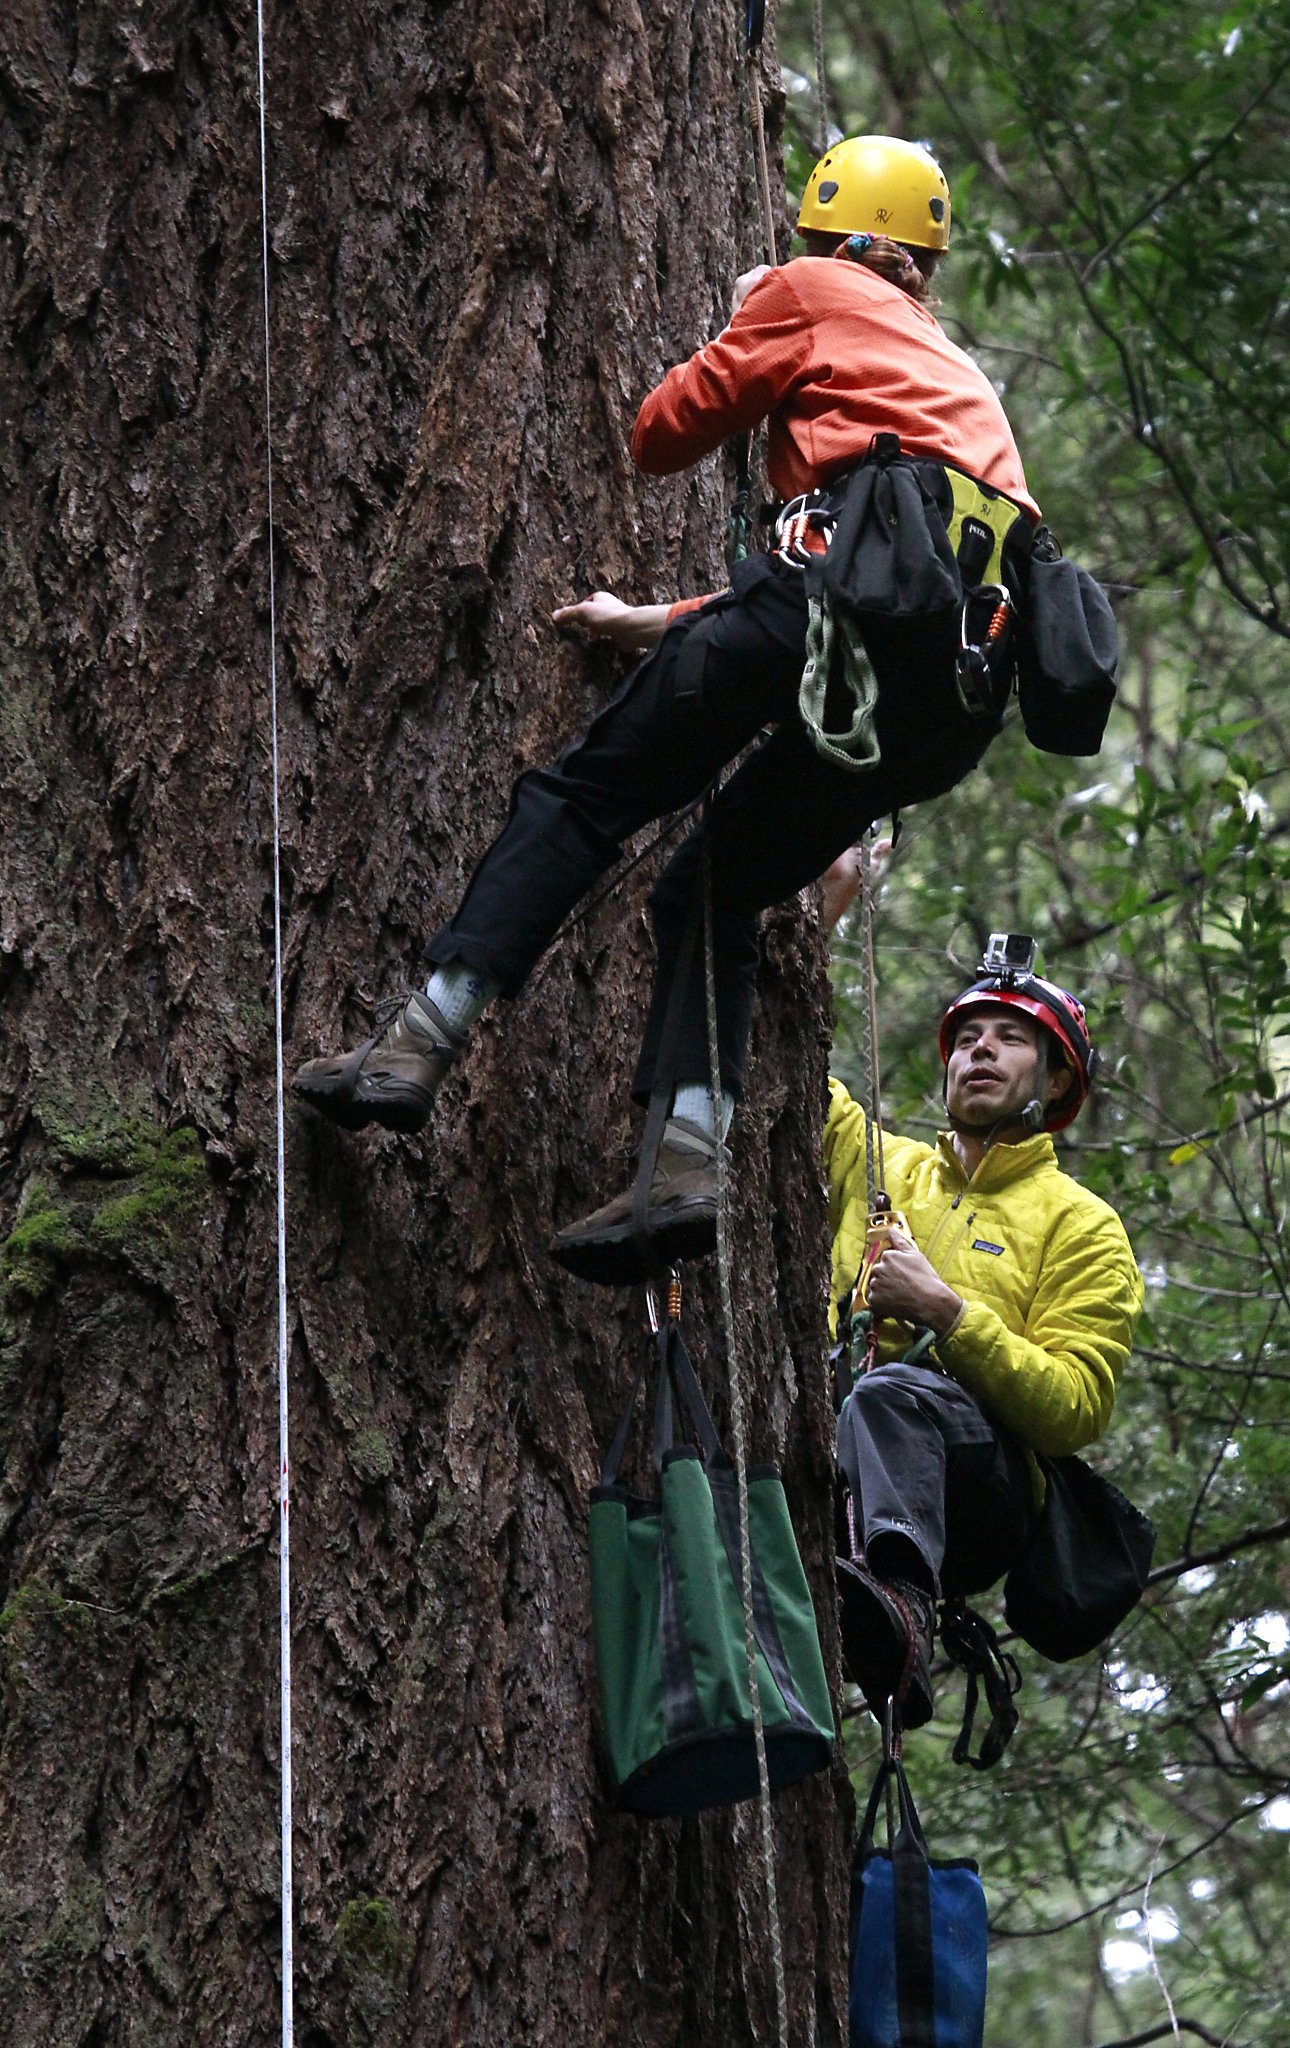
[855,1202,912,1309]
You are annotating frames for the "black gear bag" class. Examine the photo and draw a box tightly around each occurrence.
[1015,528,1119,757]
[1004,1452,1155,1661]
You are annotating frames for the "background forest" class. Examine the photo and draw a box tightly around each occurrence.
[778,0,1290,2041]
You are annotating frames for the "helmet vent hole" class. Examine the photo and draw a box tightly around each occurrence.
[929,197,945,221]
[818,180,839,203]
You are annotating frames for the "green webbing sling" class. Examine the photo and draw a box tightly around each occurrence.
[798,591,882,769]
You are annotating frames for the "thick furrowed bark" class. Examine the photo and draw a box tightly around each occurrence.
[0,1,848,2041]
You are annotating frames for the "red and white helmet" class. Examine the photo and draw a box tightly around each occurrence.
[938,937,1098,1133]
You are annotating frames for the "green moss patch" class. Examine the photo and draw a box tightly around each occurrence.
[332,1895,410,1983]
[1,1114,207,1310]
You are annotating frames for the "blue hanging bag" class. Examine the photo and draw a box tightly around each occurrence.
[849,1753,987,2048]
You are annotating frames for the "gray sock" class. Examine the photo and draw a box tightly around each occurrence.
[671,1083,735,1140]
[424,964,501,1036]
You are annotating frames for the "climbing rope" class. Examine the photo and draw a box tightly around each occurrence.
[856,834,886,1209]
[746,65,778,267]
[851,883,876,1220]
[726,0,778,570]
[702,830,790,2048]
[253,7,295,2042]
[811,0,829,158]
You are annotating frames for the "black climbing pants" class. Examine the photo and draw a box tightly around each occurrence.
[425,552,1002,1099]
[836,1363,1036,1599]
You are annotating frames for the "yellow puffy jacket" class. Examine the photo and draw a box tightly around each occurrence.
[826,1078,1143,1460]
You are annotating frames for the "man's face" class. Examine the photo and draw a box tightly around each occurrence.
[945,1005,1063,1129]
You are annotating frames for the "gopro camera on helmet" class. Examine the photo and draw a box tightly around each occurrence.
[981,932,1037,984]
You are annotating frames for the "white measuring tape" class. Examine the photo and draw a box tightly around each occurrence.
[252,4,295,2039]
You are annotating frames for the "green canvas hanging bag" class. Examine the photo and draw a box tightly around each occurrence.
[589,1319,835,1819]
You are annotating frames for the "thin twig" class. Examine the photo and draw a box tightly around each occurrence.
[1147,1516,1290,1588]
[1089,2021,1244,2048]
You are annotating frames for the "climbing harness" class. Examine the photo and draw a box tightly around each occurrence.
[944,466,1022,587]
[773,488,890,771]
[252,6,295,2041]
[838,1308,935,1388]
[781,436,1038,776]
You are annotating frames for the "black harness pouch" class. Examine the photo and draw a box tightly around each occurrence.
[1004,1452,1155,1661]
[1014,529,1119,756]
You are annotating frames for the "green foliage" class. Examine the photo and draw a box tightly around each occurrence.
[777,1,1290,2039]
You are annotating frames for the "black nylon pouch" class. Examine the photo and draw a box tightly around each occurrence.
[1016,553,1119,756]
[819,455,962,618]
[1004,1453,1155,1661]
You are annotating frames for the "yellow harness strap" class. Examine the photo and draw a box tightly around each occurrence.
[945,468,1029,587]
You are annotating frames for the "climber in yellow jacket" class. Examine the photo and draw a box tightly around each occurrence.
[821,859,1142,1729]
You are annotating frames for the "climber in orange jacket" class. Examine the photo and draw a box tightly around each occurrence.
[294,138,1042,1284]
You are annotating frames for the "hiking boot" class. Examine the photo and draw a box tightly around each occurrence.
[292,992,466,1135]
[836,1558,935,1730]
[549,1117,726,1286]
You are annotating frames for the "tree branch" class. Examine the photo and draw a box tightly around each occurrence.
[991,1790,1282,1937]
[1090,2022,1245,2048]
[1148,1517,1290,1588]
[1080,53,1290,284]
[1049,816,1290,956]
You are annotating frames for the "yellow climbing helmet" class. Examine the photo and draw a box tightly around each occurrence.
[797,135,951,251]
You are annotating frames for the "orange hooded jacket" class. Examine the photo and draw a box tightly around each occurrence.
[633,256,1040,520]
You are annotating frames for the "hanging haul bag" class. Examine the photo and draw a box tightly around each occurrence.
[1004,1452,1155,1662]
[1015,529,1119,756]
[588,1320,835,1818]
[850,1753,988,2048]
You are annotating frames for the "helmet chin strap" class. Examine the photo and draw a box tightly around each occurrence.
[945,1045,1050,1140]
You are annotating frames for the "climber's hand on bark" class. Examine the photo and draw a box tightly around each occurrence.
[866,1230,963,1340]
[731,265,772,318]
[552,592,670,652]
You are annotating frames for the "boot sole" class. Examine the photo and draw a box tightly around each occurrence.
[292,1068,433,1136]
[548,1208,718,1287]
[836,1560,934,1729]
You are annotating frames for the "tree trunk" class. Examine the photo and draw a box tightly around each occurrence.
[0,0,850,2041]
